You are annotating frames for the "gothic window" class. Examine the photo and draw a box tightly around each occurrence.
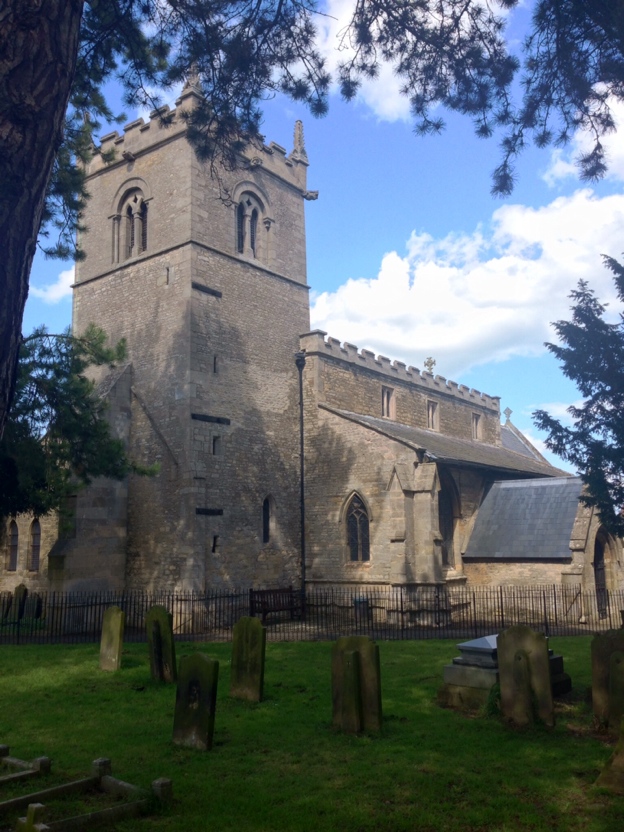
[346,494,370,562]
[235,192,268,261]
[7,521,18,571]
[113,188,149,263]
[427,400,439,431]
[28,519,41,572]
[381,386,395,419]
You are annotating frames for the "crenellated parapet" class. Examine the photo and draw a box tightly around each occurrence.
[87,84,309,191]
[299,330,500,412]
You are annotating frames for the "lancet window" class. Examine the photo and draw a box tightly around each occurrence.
[346,494,370,562]
[7,521,18,571]
[28,519,41,572]
[235,192,267,260]
[112,189,149,263]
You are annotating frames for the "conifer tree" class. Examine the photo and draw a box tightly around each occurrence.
[534,256,624,536]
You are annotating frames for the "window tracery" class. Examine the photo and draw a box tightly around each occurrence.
[346,494,370,562]
[112,188,149,263]
[234,191,269,261]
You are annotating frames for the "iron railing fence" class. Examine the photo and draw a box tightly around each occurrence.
[0,584,623,645]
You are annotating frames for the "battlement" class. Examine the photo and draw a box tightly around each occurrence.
[87,84,309,191]
[299,330,501,411]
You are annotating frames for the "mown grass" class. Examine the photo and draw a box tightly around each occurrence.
[0,637,622,831]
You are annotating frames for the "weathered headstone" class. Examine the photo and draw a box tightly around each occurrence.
[230,616,266,702]
[596,720,624,793]
[172,653,219,751]
[591,630,624,722]
[146,605,177,683]
[608,651,624,737]
[498,625,554,727]
[331,636,382,734]
[99,606,125,672]
[13,584,28,621]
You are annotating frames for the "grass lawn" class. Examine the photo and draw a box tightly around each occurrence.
[0,636,622,831]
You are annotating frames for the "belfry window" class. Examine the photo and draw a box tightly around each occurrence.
[113,189,149,263]
[346,494,370,562]
[7,521,18,571]
[235,192,267,261]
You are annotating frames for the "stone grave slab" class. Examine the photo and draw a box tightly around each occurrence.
[592,629,624,723]
[0,746,50,787]
[173,653,219,750]
[498,625,554,727]
[99,606,124,672]
[332,636,382,734]
[230,616,266,702]
[146,605,177,683]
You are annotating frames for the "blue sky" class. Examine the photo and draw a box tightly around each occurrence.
[24,0,624,471]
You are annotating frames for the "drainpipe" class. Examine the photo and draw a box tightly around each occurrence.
[295,351,307,617]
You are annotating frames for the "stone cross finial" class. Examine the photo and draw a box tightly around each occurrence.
[504,407,512,422]
[183,63,201,93]
[291,120,308,162]
[423,357,436,373]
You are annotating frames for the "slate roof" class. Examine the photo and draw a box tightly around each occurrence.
[320,405,566,478]
[463,477,583,560]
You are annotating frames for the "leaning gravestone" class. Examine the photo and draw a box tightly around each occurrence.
[172,654,219,751]
[230,616,266,702]
[146,605,177,683]
[331,636,382,734]
[596,720,624,794]
[591,630,624,724]
[99,606,125,672]
[498,625,554,727]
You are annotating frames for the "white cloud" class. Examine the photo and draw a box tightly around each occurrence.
[30,267,74,304]
[524,399,585,427]
[310,189,624,378]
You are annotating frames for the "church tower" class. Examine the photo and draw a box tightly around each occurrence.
[68,81,313,591]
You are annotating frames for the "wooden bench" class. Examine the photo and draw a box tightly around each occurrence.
[249,587,299,624]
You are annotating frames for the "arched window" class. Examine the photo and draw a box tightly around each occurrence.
[28,520,41,572]
[7,521,18,571]
[234,191,268,261]
[346,494,370,562]
[113,188,149,263]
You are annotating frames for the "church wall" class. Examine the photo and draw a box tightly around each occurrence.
[462,560,571,586]
[303,395,419,585]
[0,514,57,591]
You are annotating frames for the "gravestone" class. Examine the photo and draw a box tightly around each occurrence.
[498,625,554,727]
[609,651,624,737]
[591,630,624,723]
[13,585,28,621]
[331,636,382,734]
[99,606,125,672]
[596,721,624,793]
[230,616,266,702]
[146,605,177,683]
[172,653,219,751]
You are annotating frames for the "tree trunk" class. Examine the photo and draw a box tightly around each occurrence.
[0,0,84,438]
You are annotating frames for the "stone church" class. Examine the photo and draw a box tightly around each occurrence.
[4,78,623,597]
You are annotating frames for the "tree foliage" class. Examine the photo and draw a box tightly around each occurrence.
[534,256,624,536]
[0,325,144,519]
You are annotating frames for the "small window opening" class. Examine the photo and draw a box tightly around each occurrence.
[213,355,218,374]
[126,205,134,258]
[427,400,439,430]
[381,386,394,419]
[262,497,271,544]
[471,413,481,440]
[28,519,41,572]
[212,535,219,553]
[7,521,18,572]
[212,436,221,456]
[346,495,370,562]
[236,203,245,253]
[140,201,148,251]
[250,209,258,256]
